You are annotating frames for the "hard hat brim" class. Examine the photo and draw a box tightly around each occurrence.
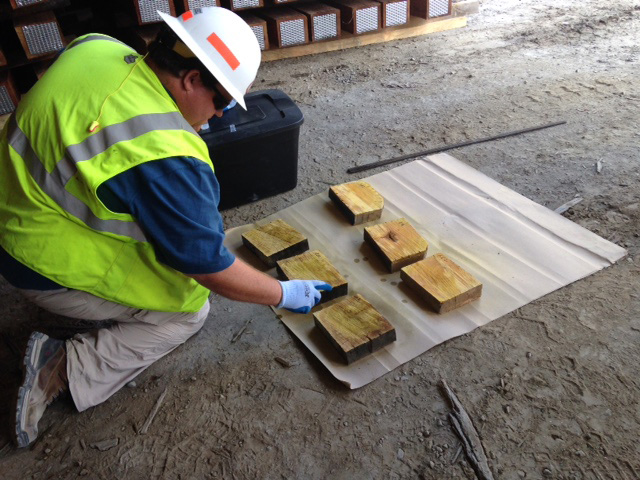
[157,10,248,110]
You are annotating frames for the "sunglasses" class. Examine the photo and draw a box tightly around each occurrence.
[211,83,233,111]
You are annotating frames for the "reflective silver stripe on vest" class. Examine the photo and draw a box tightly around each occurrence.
[55,112,197,187]
[66,34,128,50]
[7,115,149,242]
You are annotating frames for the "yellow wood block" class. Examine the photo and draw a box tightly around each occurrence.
[242,219,309,267]
[313,294,396,364]
[276,250,348,304]
[329,181,384,225]
[364,218,428,272]
[400,253,482,313]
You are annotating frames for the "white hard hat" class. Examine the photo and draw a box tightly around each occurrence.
[158,7,261,110]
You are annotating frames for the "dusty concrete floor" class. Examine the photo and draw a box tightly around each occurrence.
[1,0,639,478]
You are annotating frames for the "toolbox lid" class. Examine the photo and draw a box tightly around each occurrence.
[201,89,303,145]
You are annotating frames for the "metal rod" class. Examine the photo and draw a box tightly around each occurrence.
[346,120,567,174]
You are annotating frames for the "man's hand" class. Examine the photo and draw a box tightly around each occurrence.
[278,280,333,314]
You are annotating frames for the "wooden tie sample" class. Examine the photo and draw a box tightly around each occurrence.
[313,294,396,364]
[329,181,384,225]
[364,218,428,272]
[242,219,309,268]
[400,253,482,313]
[276,250,347,304]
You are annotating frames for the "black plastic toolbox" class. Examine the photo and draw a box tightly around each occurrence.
[201,89,304,210]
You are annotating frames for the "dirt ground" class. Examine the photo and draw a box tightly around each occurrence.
[1,0,639,478]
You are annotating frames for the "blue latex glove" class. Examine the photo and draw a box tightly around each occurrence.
[277,280,333,314]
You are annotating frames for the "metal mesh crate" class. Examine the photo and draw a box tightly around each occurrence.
[0,86,15,115]
[11,0,45,7]
[328,0,381,35]
[376,0,409,27]
[262,8,309,48]
[295,3,340,42]
[14,12,66,60]
[135,0,175,24]
[240,13,270,50]
[181,0,219,9]
[0,73,19,115]
[22,22,64,56]
[226,0,263,11]
[410,0,452,20]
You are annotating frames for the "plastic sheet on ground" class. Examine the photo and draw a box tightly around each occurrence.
[224,154,627,388]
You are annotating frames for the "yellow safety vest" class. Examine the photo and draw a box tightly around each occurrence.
[0,34,213,312]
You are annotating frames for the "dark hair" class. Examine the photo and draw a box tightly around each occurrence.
[148,27,218,90]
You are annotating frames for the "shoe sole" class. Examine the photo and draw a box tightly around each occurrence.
[13,332,46,448]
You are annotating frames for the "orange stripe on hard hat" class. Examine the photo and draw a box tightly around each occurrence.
[207,33,240,71]
[182,11,194,21]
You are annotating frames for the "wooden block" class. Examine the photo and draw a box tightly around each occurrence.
[223,0,264,12]
[276,250,347,304]
[400,253,482,313]
[364,218,428,272]
[133,0,176,25]
[242,219,309,268]
[240,13,269,51]
[294,3,341,42]
[314,294,396,364]
[329,181,383,225]
[0,71,20,116]
[374,0,409,28]
[327,0,381,35]
[260,7,309,48]
[410,0,452,20]
[14,11,65,60]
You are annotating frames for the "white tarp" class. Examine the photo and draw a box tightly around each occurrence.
[224,154,627,388]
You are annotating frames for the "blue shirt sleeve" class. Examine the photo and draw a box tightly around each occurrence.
[97,157,235,274]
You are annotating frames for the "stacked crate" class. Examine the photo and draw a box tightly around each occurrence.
[0,0,459,112]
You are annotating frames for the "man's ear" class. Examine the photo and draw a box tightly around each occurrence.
[181,69,201,93]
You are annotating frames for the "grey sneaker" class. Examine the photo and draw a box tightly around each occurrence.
[13,332,68,448]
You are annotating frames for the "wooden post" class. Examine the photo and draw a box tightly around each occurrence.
[364,218,428,272]
[400,253,482,313]
[260,7,309,48]
[313,294,396,364]
[240,13,270,51]
[276,250,348,304]
[14,11,65,60]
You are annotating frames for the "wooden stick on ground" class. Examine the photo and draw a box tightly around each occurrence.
[139,387,168,435]
[439,380,494,480]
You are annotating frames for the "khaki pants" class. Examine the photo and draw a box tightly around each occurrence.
[20,288,209,412]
